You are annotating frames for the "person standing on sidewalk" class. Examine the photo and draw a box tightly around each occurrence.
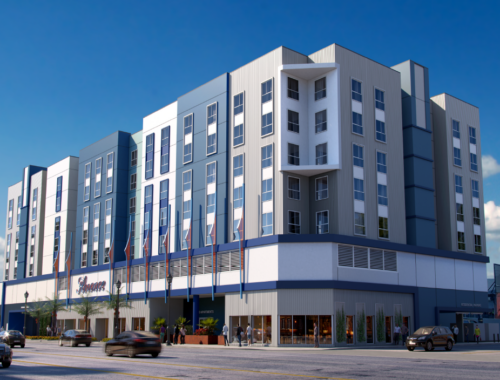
[236,324,243,347]
[173,324,179,345]
[46,325,51,337]
[453,325,459,343]
[393,324,401,345]
[180,325,186,344]
[314,323,319,348]
[246,323,252,346]
[160,325,165,344]
[474,325,481,344]
[222,323,229,346]
[401,323,408,345]
[464,325,469,342]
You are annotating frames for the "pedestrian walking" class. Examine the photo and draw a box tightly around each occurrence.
[393,324,401,345]
[464,325,469,342]
[174,324,179,345]
[222,323,229,346]
[474,325,480,344]
[237,324,243,347]
[246,323,252,346]
[401,323,409,345]
[46,325,51,337]
[0,326,4,332]
[314,323,319,348]
[160,325,165,343]
[453,325,459,343]
[180,325,186,344]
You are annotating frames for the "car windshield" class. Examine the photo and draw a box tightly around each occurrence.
[8,331,21,335]
[133,331,157,338]
[414,327,434,335]
[74,330,89,334]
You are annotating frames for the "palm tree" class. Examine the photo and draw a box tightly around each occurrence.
[198,317,219,335]
[103,287,132,336]
[44,295,67,334]
[27,299,48,336]
[72,294,103,332]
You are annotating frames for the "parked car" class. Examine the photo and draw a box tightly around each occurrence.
[59,330,93,347]
[406,326,455,351]
[104,331,161,358]
[0,343,13,368]
[0,330,25,348]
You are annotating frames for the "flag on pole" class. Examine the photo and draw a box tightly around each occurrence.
[124,215,133,299]
[53,242,60,297]
[185,219,192,301]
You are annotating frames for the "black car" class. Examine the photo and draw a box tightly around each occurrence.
[59,329,93,347]
[406,326,455,351]
[104,331,161,358]
[0,330,25,348]
[0,343,13,368]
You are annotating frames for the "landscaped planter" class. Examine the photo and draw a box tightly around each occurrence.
[184,335,219,345]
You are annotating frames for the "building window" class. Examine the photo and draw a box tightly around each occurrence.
[145,185,152,205]
[145,134,154,179]
[234,155,243,177]
[262,145,272,168]
[233,155,244,209]
[375,89,385,110]
[82,206,89,267]
[234,93,244,146]
[458,231,465,251]
[455,175,463,194]
[456,203,464,222]
[207,162,216,186]
[92,203,100,266]
[353,144,364,167]
[104,199,112,264]
[262,113,273,137]
[106,152,114,193]
[130,197,136,214]
[53,217,60,255]
[288,177,300,200]
[95,157,102,198]
[315,177,328,200]
[5,234,11,263]
[161,126,170,173]
[474,235,482,253]
[287,77,299,100]
[470,153,478,172]
[160,180,168,201]
[131,150,138,167]
[84,162,91,201]
[261,79,273,136]
[469,126,476,145]
[315,77,326,100]
[130,173,137,190]
[32,188,38,221]
[376,120,386,142]
[207,103,217,155]
[352,112,363,135]
[262,78,273,103]
[378,184,388,205]
[354,178,365,201]
[30,226,36,259]
[377,152,387,173]
[262,179,273,202]
[262,212,273,236]
[13,268,17,280]
[160,207,167,227]
[352,79,362,102]
[379,217,389,239]
[316,211,329,234]
[17,196,21,226]
[288,143,300,166]
[316,143,327,165]
[206,163,216,244]
[8,199,13,229]
[288,110,299,133]
[315,110,327,133]
[234,186,243,209]
[15,231,19,261]
[452,120,460,139]
[29,263,34,277]
[471,180,479,198]
[288,211,300,234]
[182,171,192,250]
[130,219,136,259]
[183,114,193,164]
[355,212,366,235]
[473,207,481,225]
[56,176,62,212]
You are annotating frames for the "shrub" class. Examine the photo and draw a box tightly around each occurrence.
[335,306,346,343]
[356,310,366,343]
[194,328,209,336]
[376,308,385,343]
[102,338,113,342]
[26,336,59,340]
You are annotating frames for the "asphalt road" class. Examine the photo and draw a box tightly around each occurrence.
[1,341,500,379]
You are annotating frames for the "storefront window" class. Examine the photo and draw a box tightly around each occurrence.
[385,316,392,343]
[64,319,76,331]
[306,315,318,344]
[230,316,250,343]
[78,318,91,332]
[293,315,305,344]
[133,317,145,331]
[263,316,272,344]
[253,316,263,344]
[366,316,374,343]
[346,315,354,344]
[117,318,126,334]
[231,316,239,343]
[280,315,292,344]
[319,315,332,344]
[403,316,410,334]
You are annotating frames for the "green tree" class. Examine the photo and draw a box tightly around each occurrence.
[335,306,346,343]
[153,317,166,329]
[356,310,366,343]
[27,299,48,336]
[103,287,132,335]
[44,295,67,333]
[175,316,190,326]
[72,294,103,332]
[198,317,219,335]
[376,308,385,343]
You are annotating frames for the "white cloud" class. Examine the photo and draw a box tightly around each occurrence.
[482,155,500,178]
[0,236,4,258]
[485,201,500,243]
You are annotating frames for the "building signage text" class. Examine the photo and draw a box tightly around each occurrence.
[77,276,106,295]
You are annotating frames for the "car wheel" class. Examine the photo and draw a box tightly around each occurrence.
[425,341,433,351]
[105,346,113,356]
[127,347,136,358]
[71,339,76,347]
[21,344,25,348]
[86,343,91,347]
[59,339,63,346]
[2,361,11,368]
[407,347,415,351]
[445,340,453,351]
[151,352,159,358]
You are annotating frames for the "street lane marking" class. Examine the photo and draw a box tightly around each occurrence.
[461,351,500,355]
[19,352,354,380]
[15,360,178,380]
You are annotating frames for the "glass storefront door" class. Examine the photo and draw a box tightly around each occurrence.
[292,316,306,344]
[230,315,272,345]
[263,316,272,344]
[346,316,354,344]
[280,315,292,344]
[385,316,392,343]
[231,316,240,343]
[319,316,331,344]
[132,317,145,331]
[366,316,374,344]
[240,316,248,343]
[252,316,263,344]
[306,315,318,344]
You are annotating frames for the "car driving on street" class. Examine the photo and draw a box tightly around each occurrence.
[59,329,93,347]
[104,331,161,358]
[0,330,25,348]
[406,326,455,351]
[0,343,13,368]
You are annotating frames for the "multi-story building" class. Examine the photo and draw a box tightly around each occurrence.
[0,43,490,346]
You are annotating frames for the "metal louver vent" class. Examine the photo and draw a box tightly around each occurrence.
[338,245,353,267]
[132,265,140,282]
[231,251,241,270]
[370,249,384,270]
[193,256,204,275]
[180,259,187,277]
[151,263,159,279]
[218,252,230,272]
[139,265,145,281]
[171,260,180,277]
[384,251,397,271]
[354,247,368,268]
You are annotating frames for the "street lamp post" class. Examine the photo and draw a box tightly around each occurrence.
[114,280,122,339]
[166,273,172,346]
[23,291,29,336]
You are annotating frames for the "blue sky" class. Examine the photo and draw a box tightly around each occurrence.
[1,0,499,277]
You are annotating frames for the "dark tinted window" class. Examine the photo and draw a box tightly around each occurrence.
[444,327,452,334]
[134,331,157,338]
[439,327,447,334]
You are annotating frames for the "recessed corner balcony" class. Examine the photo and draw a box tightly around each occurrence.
[281,163,340,176]
[280,62,339,81]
